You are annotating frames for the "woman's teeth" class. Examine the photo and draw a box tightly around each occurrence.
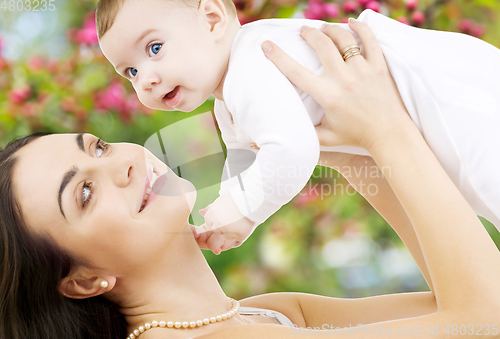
[140,172,158,212]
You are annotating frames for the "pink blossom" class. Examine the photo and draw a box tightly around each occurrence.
[47,59,59,73]
[365,1,380,12]
[458,19,472,32]
[55,74,70,85]
[27,56,45,72]
[323,2,339,19]
[74,107,88,120]
[237,12,248,24]
[61,97,76,112]
[343,1,358,13]
[115,95,140,123]
[95,82,141,122]
[95,82,126,112]
[75,28,99,45]
[304,0,324,20]
[8,85,31,104]
[22,102,38,117]
[69,11,99,45]
[294,186,319,207]
[396,16,409,25]
[83,11,96,30]
[406,0,417,11]
[470,23,486,38]
[60,58,75,73]
[37,91,50,104]
[356,0,370,6]
[411,11,425,25]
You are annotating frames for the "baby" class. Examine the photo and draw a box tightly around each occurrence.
[96,0,500,253]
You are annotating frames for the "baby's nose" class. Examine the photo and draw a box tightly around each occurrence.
[142,71,162,90]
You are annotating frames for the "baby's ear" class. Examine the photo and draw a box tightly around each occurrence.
[199,0,228,38]
[59,267,115,299]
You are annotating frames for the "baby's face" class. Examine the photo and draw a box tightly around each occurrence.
[99,0,228,112]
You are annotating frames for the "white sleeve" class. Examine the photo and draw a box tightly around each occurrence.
[223,32,320,225]
[214,100,257,197]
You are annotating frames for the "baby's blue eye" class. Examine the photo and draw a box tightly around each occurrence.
[149,43,162,56]
[128,68,138,78]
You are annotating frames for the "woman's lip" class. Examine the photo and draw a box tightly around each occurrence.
[140,171,168,212]
[139,167,153,212]
[164,86,181,107]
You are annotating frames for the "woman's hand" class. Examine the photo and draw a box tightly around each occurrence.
[262,19,413,152]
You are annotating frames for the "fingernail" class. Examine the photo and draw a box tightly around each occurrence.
[262,41,273,54]
[300,25,308,33]
[348,17,357,24]
[321,23,327,31]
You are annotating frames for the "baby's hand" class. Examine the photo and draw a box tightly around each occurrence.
[192,194,255,255]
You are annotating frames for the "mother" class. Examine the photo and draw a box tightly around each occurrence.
[1,22,499,339]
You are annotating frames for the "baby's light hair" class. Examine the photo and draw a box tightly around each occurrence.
[96,0,237,39]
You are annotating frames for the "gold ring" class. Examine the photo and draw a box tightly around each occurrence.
[341,44,360,55]
[343,49,362,61]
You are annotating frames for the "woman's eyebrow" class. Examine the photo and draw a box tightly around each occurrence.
[57,133,86,219]
[76,133,85,151]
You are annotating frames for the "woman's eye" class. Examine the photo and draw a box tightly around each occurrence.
[149,43,162,56]
[127,68,138,78]
[95,139,109,158]
[82,182,93,208]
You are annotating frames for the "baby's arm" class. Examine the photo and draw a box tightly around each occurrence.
[197,33,321,252]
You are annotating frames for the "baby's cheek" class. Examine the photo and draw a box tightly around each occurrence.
[134,91,150,107]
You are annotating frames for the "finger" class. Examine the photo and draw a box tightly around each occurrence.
[192,231,212,250]
[348,18,384,65]
[262,40,320,94]
[299,26,344,73]
[315,125,340,147]
[207,232,226,255]
[199,204,211,216]
[221,239,242,252]
[321,24,364,64]
[193,228,210,243]
[221,230,243,242]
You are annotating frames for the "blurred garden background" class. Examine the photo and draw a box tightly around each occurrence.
[1,0,500,301]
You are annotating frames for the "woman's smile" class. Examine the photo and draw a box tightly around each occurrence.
[13,133,196,275]
[140,167,159,213]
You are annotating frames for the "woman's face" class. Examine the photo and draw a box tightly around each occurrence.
[12,133,196,275]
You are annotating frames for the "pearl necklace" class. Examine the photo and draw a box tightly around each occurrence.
[127,299,240,339]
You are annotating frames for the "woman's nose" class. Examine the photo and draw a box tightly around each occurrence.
[103,152,135,187]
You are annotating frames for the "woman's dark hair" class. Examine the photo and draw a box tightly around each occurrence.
[0,133,127,339]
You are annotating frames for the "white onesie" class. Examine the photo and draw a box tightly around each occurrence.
[214,9,500,230]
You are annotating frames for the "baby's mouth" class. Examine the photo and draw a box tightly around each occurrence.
[162,86,182,107]
[164,86,179,100]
